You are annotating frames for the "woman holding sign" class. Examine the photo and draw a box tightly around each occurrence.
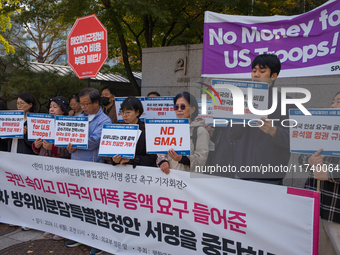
[157,92,209,174]
[112,97,157,168]
[32,97,71,158]
[32,96,70,240]
[7,93,36,155]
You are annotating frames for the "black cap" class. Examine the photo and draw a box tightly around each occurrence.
[47,96,69,115]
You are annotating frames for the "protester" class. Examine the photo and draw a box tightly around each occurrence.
[6,93,37,230]
[112,96,157,168]
[299,91,340,255]
[32,96,70,240]
[230,53,292,185]
[32,96,71,158]
[157,91,209,174]
[207,125,238,178]
[7,93,36,155]
[65,88,112,255]
[68,93,82,116]
[101,86,118,124]
[147,91,161,97]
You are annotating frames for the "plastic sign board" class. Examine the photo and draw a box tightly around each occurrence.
[290,108,340,156]
[99,124,139,158]
[115,97,146,122]
[145,118,190,155]
[54,116,89,149]
[27,113,55,143]
[0,111,24,138]
[144,97,176,119]
[67,14,108,79]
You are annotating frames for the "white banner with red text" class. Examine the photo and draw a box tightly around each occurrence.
[0,152,319,255]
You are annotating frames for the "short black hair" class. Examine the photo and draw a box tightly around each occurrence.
[252,53,281,77]
[174,91,198,121]
[147,91,160,97]
[18,92,36,113]
[102,86,116,96]
[121,97,144,118]
[78,88,101,104]
[69,93,79,102]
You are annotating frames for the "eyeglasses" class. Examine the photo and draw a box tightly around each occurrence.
[174,104,188,111]
[119,110,131,116]
[70,104,78,108]
[16,102,28,106]
[80,102,92,107]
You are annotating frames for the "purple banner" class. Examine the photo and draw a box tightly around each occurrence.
[202,0,340,78]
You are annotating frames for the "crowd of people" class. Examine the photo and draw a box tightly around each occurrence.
[0,53,339,255]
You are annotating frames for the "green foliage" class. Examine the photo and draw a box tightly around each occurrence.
[0,51,87,112]
[4,0,70,63]
[0,0,21,54]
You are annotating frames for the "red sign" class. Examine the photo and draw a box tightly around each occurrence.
[67,14,108,79]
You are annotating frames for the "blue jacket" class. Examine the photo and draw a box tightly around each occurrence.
[70,107,112,162]
[231,85,293,180]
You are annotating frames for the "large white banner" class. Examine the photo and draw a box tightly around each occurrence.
[0,152,319,255]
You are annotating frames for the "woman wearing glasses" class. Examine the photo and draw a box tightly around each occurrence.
[7,93,36,155]
[157,92,209,174]
[112,97,157,168]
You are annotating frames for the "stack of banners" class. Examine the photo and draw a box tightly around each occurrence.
[54,116,89,149]
[0,111,24,138]
[98,124,140,158]
[145,119,190,155]
[202,0,340,78]
[289,108,340,156]
[0,152,319,254]
[115,97,146,122]
[144,97,176,119]
[27,113,55,143]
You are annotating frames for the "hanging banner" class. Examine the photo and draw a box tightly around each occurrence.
[54,116,89,149]
[145,119,190,155]
[290,108,340,156]
[98,124,139,158]
[27,113,55,143]
[144,97,176,119]
[0,152,319,255]
[202,0,340,78]
[0,111,24,138]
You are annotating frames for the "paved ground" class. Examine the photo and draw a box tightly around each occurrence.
[0,224,114,255]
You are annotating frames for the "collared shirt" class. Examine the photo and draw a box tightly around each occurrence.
[299,154,340,224]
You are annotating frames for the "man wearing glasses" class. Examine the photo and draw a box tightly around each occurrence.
[66,88,112,163]
[65,88,112,253]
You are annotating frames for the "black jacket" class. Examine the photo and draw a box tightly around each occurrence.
[112,119,157,168]
[7,120,35,155]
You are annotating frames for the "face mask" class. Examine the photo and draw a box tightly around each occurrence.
[101,97,110,106]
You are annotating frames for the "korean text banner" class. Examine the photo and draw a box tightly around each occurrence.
[202,0,340,78]
[0,152,319,255]
[0,111,24,138]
